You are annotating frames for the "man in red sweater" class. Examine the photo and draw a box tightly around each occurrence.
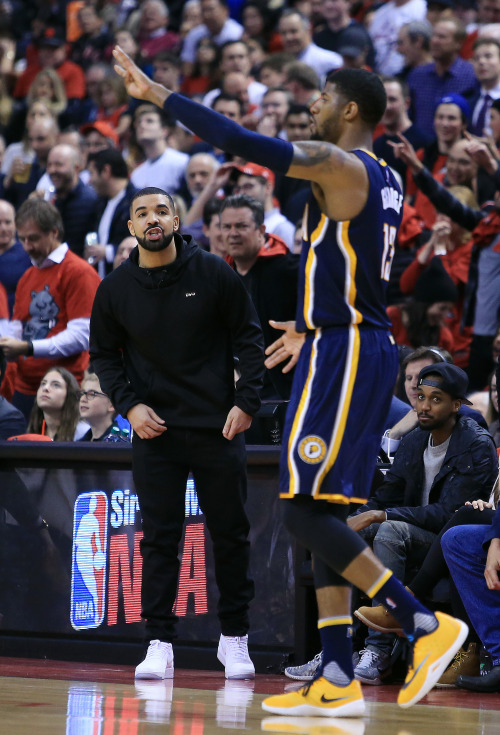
[0,200,100,421]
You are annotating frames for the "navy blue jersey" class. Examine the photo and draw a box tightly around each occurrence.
[296,150,403,332]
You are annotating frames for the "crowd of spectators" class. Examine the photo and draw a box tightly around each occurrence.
[1,0,500,695]
[0,0,499,398]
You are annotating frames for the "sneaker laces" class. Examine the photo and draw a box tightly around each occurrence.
[358,649,380,668]
[225,636,250,663]
[449,649,468,671]
[301,668,322,697]
[309,652,323,667]
[144,640,169,664]
[301,655,326,697]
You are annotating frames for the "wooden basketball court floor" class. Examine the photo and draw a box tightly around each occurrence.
[1,657,500,735]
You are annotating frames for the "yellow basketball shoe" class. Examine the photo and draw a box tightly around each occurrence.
[398,612,469,709]
[262,677,365,718]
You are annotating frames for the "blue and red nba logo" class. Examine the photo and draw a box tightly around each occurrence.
[71,491,108,630]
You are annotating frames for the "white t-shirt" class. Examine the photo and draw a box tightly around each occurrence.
[369,0,427,75]
[180,18,244,64]
[298,43,342,83]
[203,79,267,109]
[131,148,189,193]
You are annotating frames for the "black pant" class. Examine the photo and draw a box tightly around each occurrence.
[132,427,254,642]
[466,334,494,392]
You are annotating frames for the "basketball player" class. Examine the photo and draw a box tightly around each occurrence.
[113,46,469,716]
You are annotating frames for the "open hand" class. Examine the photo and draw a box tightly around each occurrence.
[113,46,168,106]
[264,320,305,373]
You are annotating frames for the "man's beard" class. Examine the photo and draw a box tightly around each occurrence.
[136,229,174,252]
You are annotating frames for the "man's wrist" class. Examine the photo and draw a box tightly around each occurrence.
[25,340,34,356]
[148,83,170,107]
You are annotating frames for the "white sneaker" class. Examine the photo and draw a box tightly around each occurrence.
[135,640,174,679]
[217,634,255,679]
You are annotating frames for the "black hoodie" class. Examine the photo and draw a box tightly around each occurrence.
[89,234,265,428]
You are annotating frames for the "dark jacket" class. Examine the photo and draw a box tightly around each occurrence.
[89,234,265,427]
[54,179,99,257]
[0,396,26,439]
[94,180,138,250]
[226,234,299,400]
[359,415,497,534]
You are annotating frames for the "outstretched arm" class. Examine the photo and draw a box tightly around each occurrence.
[113,47,366,194]
[390,133,484,231]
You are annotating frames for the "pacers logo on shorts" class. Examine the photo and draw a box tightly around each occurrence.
[298,435,327,464]
[71,491,108,630]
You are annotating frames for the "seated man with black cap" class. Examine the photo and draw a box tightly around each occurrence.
[347,362,498,685]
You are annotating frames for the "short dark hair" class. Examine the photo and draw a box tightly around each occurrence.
[219,39,249,56]
[202,196,222,226]
[285,103,312,120]
[212,92,244,115]
[16,199,64,240]
[473,37,500,55]
[88,148,129,178]
[153,50,182,69]
[134,103,170,128]
[219,194,265,226]
[284,61,320,90]
[130,187,176,216]
[262,85,293,102]
[325,68,387,128]
[402,345,453,372]
[380,75,410,100]
[259,51,295,72]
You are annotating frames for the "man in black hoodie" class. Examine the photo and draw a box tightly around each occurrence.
[89,187,265,681]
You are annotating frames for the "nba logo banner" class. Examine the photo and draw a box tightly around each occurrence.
[71,491,108,630]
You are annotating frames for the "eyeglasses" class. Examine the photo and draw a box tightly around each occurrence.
[78,389,108,400]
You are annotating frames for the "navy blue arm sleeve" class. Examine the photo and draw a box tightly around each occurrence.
[164,93,294,174]
[412,167,485,231]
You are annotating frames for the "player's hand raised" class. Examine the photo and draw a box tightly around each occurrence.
[113,46,168,106]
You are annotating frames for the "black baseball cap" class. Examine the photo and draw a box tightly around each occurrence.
[37,28,66,47]
[418,363,473,405]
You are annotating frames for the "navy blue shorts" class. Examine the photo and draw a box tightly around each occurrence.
[279,325,398,504]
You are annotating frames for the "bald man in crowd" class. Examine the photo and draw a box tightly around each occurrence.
[46,144,99,258]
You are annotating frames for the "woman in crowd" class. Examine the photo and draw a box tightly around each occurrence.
[241,0,283,53]
[405,95,468,230]
[26,69,67,118]
[180,37,219,97]
[27,367,86,441]
[95,75,128,130]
